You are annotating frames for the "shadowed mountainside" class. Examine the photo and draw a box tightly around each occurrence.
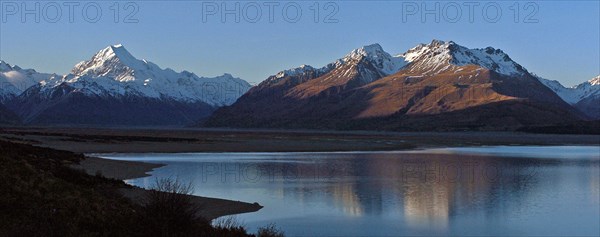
[0,103,20,125]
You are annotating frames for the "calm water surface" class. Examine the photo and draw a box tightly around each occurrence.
[97,146,600,236]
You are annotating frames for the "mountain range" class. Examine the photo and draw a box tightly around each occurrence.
[205,40,598,131]
[1,45,251,126]
[537,76,600,118]
[0,40,598,130]
[0,60,57,102]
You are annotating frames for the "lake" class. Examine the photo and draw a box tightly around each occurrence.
[97,146,600,236]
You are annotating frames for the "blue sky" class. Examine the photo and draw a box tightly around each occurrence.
[0,1,598,86]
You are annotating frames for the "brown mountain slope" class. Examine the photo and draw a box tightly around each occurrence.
[204,41,583,131]
[353,63,573,118]
[206,65,580,130]
[353,65,510,118]
[206,45,401,127]
[288,57,388,99]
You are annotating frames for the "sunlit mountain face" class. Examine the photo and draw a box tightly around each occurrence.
[205,40,584,131]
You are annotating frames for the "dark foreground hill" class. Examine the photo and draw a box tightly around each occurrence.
[0,140,278,237]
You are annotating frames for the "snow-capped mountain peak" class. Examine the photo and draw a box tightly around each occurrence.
[537,75,600,104]
[38,45,252,106]
[96,44,136,63]
[274,64,316,79]
[0,60,24,72]
[572,75,600,98]
[452,45,526,76]
[338,43,407,75]
[589,75,600,86]
[71,44,148,81]
[401,39,527,76]
[269,40,532,85]
[344,43,386,61]
[0,60,13,71]
[401,40,458,61]
[269,43,408,86]
[0,60,56,101]
[266,43,409,87]
[400,40,456,73]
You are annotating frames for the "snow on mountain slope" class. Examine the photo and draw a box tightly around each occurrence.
[590,75,600,86]
[334,43,408,75]
[400,40,527,76]
[0,60,57,101]
[206,39,583,130]
[573,75,600,97]
[537,75,600,104]
[272,44,408,83]
[39,45,251,106]
[536,78,579,104]
[273,40,528,82]
[274,64,316,79]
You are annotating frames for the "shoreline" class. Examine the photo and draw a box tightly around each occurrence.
[72,157,166,180]
[2,127,598,153]
[72,156,263,220]
[87,143,600,156]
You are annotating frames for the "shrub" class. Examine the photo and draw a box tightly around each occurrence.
[257,223,285,237]
[137,177,207,237]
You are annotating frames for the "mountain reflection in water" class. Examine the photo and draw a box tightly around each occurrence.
[99,147,600,236]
